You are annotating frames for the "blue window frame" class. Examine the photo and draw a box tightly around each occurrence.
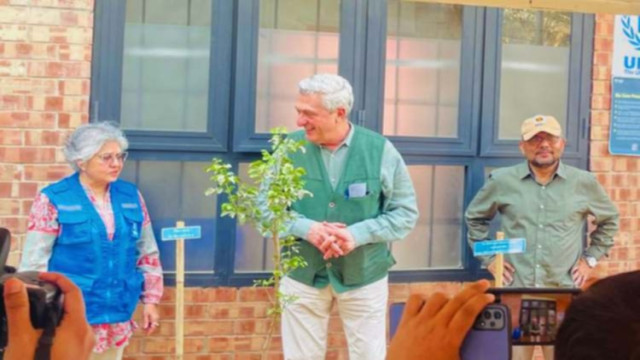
[91,0,594,286]
[91,0,232,153]
[480,9,593,168]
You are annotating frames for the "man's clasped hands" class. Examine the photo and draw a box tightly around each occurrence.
[307,222,356,259]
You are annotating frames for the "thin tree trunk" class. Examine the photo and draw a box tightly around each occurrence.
[262,229,282,355]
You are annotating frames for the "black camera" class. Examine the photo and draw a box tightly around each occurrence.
[0,227,64,351]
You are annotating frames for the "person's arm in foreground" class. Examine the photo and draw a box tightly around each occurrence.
[4,272,94,360]
[387,280,494,360]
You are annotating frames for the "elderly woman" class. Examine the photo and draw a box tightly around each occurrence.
[19,122,163,360]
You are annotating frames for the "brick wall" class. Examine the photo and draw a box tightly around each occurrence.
[0,0,92,265]
[1,2,637,359]
[590,14,640,277]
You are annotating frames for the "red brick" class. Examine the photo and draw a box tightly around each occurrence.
[0,165,21,181]
[142,338,175,354]
[591,80,610,95]
[0,95,30,111]
[0,112,57,128]
[595,20,614,37]
[184,287,236,303]
[58,79,87,95]
[30,25,93,44]
[30,0,94,10]
[211,287,237,302]
[208,337,232,352]
[0,129,22,145]
[594,173,611,187]
[0,217,28,234]
[590,111,610,126]
[58,112,88,128]
[21,199,34,214]
[185,304,209,318]
[144,320,174,337]
[23,164,71,181]
[60,10,78,26]
[157,303,175,318]
[25,130,65,146]
[1,78,57,95]
[0,183,11,197]
[591,95,611,111]
[0,199,20,216]
[613,158,628,172]
[592,65,610,81]
[0,147,57,163]
[44,96,63,111]
[594,37,613,52]
[184,338,207,353]
[160,287,175,302]
[234,319,273,335]
[593,51,611,67]
[207,303,269,319]
[123,337,142,355]
[233,336,266,351]
[238,287,273,302]
[18,182,38,198]
[184,288,213,303]
[184,320,234,336]
[27,61,90,78]
[183,355,233,360]
[233,354,263,360]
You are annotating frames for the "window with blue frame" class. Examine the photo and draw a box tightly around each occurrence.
[91,0,593,286]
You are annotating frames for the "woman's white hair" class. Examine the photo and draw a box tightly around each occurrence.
[63,121,128,171]
[298,73,354,116]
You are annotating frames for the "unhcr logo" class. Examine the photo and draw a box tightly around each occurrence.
[622,16,640,70]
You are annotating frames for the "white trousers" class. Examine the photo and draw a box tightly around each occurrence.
[512,345,554,360]
[280,276,388,360]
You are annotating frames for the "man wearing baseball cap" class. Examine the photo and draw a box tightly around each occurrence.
[464,115,619,359]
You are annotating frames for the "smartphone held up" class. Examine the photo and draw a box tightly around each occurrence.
[389,287,580,360]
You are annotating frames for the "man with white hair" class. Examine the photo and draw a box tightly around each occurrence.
[465,115,619,360]
[279,74,418,360]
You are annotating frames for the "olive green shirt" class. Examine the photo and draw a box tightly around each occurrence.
[465,161,619,288]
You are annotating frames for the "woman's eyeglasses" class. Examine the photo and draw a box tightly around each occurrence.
[95,152,128,165]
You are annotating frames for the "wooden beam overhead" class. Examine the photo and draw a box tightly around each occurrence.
[408,0,640,15]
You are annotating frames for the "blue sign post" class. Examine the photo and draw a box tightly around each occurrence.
[473,235,526,288]
[161,225,202,241]
[161,221,202,360]
[473,238,527,257]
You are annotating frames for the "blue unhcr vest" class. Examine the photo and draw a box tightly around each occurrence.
[42,172,145,325]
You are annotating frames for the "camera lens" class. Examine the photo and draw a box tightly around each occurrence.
[494,311,502,320]
[483,310,492,319]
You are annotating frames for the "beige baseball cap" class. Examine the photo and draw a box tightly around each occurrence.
[521,115,562,141]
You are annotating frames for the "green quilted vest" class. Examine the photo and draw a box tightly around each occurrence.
[287,125,395,289]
